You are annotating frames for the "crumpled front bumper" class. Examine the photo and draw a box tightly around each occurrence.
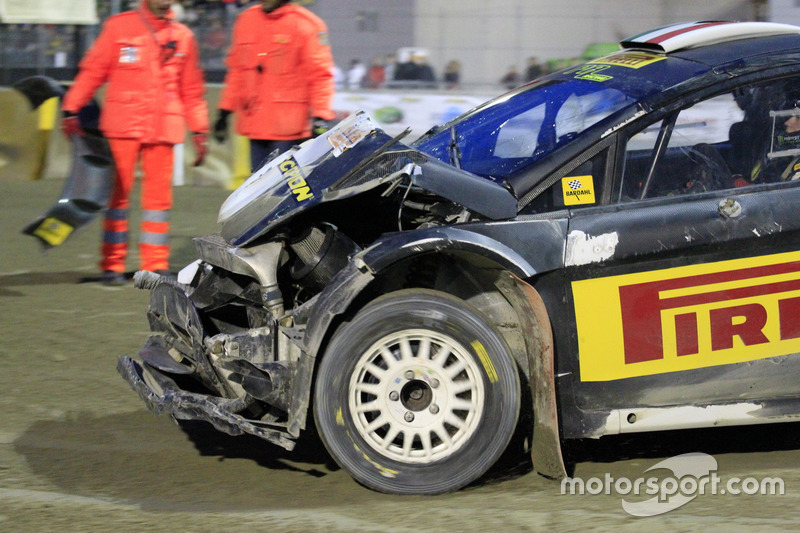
[117,355,296,450]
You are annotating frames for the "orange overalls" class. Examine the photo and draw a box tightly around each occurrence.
[62,1,208,273]
[218,3,335,141]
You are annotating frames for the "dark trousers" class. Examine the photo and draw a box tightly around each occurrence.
[250,139,308,172]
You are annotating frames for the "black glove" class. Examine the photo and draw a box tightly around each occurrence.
[213,109,231,143]
[312,116,333,138]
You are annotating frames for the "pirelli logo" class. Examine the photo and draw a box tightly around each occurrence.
[588,52,667,69]
[572,251,800,381]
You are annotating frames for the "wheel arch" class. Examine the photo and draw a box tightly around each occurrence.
[300,234,566,480]
[301,229,539,357]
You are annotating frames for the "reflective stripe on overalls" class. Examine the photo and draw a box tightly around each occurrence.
[104,138,173,272]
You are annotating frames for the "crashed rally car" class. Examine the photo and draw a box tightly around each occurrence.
[119,21,800,494]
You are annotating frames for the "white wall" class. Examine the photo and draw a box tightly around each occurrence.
[770,0,800,24]
[413,0,753,87]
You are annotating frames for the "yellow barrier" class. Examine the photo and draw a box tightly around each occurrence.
[31,97,61,180]
[230,133,250,190]
[38,97,59,130]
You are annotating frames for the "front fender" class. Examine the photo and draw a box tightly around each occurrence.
[299,226,540,357]
[360,226,539,279]
[300,226,537,354]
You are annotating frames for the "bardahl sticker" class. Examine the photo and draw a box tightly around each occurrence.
[561,175,596,205]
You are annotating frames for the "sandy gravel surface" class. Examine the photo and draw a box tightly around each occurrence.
[1,178,799,532]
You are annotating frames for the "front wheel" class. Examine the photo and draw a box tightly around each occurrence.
[313,289,521,494]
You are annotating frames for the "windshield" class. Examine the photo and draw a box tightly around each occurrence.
[413,79,639,180]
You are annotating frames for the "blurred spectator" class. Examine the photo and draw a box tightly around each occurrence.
[223,0,238,27]
[393,53,417,82]
[443,60,461,90]
[171,0,185,21]
[500,65,521,90]
[384,53,396,83]
[44,25,72,67]
[206,19,227,48]
[412,52,436,87]
[183,3,199,23]
[347,58,367,90]
[332,63,345,90]
[364,57,385,89]
[200,18,228,68]
[525,56,544,82]
[394,51,436,89]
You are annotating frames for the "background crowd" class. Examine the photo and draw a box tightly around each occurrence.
[1,0,552,91]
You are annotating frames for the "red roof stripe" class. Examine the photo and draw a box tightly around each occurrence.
[645,21,733,44]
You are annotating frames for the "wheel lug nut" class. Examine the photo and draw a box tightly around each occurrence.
[389,391,399,401]
[430,404,440,414]
[404,411,415,422]
[405,370,415,380]
[430,379,439,389]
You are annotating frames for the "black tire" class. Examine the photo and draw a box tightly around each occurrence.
[313,289,521,494]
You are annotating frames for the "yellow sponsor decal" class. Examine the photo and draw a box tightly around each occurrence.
[562,175,596,205]
[32,217,74,246]
[472,340,498,383]
[571,64,614,82]
[573,250,800,381]
[588,52,667,69]
[279,157,314,202]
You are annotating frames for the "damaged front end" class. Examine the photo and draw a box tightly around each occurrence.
[118,260,302,450]
[117,111,519,451]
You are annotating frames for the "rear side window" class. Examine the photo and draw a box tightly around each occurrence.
[616,76,800,201]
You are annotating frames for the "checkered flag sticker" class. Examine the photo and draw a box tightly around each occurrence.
[568,179,583,190]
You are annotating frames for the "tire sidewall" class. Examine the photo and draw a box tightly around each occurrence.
[314,289,520,494]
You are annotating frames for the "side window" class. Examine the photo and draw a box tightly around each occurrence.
[616,119,664,201]
[616,76,800,201]
[523,147,609,213]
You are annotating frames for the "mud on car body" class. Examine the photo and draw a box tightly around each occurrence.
[119,21,800,494]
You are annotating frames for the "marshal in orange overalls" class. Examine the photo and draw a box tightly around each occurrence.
[218,2,335,141]
[62,0,209,275]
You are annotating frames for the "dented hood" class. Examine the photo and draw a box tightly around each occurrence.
[217,112,518,246]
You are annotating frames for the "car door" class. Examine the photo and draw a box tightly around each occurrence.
[560,76,800,437]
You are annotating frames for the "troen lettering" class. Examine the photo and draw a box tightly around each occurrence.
[279,158,315,202]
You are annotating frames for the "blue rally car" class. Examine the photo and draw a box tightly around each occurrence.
[119,21,800,494]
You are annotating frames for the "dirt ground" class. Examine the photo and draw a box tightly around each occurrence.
[2,177,800,532]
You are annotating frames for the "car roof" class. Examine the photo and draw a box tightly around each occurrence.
[620,21,800,54]
[552,22,800,96]
[567,22,800,96]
